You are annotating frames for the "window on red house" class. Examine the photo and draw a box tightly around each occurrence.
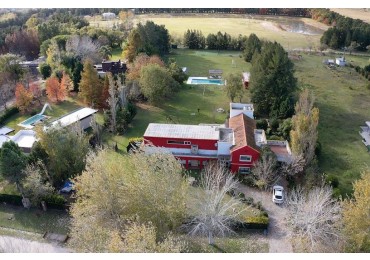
[239,167,251,174]
[239,155,252,162]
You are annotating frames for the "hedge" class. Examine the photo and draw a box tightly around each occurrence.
[0,194,23,206]
[0,193,68,210]
[0,107,19,125]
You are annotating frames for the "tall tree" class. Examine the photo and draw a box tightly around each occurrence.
[36,125,90,186]
[185,164,244,245]
[5,29,40,60]
[79,59,102,107]
[343,169,370,252]
[15,83,33,114]
[126,54,165,82]
[224,73,244,102]
[29,82,42,105]
[290,89,319,169]
[139,64,179,104]
[69,150,189,252]
[60,71,73,93]
[249,41,297,118]
[286,185,342,252]
[46,76,66,103]
[243,33,261,62]
[0,141,28,190]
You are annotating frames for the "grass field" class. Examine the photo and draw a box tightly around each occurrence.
[330,8,370,24]
[134,14,327,50]
[293,53,370,195]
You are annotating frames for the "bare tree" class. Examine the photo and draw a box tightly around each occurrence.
[66,35,102,63]
[280,154,305,177]
[185,164,245,245]
[252,149,279,190]
[285,185,342,252]
[90,115,103,147]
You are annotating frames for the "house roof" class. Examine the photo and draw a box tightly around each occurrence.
[228,113,259,152]
[0,126,14,135]
[48,107,98,129]
[144,123,220,140]
[11,130,37,149]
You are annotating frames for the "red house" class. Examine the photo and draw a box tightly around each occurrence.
[228,114,260,174]
[143,111,261,174]
[143,103,292,174]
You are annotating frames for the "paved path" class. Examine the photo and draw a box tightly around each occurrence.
[236,184,293,253]
[0,235,69,253]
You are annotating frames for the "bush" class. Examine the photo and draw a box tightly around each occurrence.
[238,175,255,187]
[256,119,268,130]
[0,194,23,206]
[256,201,263,210]
[42,194,67,209]
[238,192,245,199]
[269,118,280,132]
[326,174,339,188]
[245,215,269,225]
[244,197,254,205]
[0,107,19,125]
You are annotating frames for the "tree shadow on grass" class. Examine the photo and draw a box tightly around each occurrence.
[210,244,226,253]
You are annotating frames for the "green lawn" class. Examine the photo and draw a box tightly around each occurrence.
[0,205,69,235]
[293,53,370,195]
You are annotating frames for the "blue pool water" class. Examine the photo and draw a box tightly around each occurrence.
[20,114,46,126]
[191,78,224,85]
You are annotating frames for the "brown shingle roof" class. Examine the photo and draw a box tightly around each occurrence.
[228,114,260,152]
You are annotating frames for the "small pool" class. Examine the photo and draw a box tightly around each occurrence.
[18,114,47,129]
[187,77,224,85]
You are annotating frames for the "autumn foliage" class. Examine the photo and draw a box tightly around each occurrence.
[46,76,67,103]
[15,83,33,113]
[126,54,165,81]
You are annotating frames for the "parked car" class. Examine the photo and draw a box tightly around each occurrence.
[272,185,284,204]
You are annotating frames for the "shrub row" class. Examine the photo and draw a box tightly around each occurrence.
[0,193,67,210]
[0,107,19,125]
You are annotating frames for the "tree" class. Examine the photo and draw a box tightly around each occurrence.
[167,59,188,84]
[39,63,52,79]
[21,162,54,206]
[65,35,102,63]
[60,71,73,93]
[15,83,33,114]
[29,82,42,105]
[139,64,180,104]
[79,59,102,107]
[99,45,112,60]
[69,150,189,252]
[185,164,244,245]
[290,89,319,169]
[224,73,244,102]
[243,33,261,62]
[121,221,186,253]
[0,54,25,84]
[46,76,65,103]
[0,141,28,189]
[106,74,119,133]
[285,185,342,252]
[126,53,165,82]
[5,29,40,60]
[249,41,297,118]
[123,21,171,61]
[36,125,90,186]
[342,169,370,252]
[252,147,278,190]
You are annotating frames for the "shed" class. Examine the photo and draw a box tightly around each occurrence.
[46,107,98,131]
[336,57,346,67]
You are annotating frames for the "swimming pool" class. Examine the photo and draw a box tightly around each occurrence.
[18,114,47,129]
[187,77,224,85]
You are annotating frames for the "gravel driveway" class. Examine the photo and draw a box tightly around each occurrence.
[235,184,293,253]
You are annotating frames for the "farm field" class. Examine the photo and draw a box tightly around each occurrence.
[293,53,370,195]
[88,14,328,50]
[330,8,370,24]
